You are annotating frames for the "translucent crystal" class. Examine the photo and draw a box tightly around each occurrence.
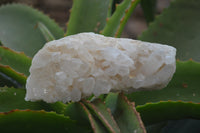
[25,32,176,103]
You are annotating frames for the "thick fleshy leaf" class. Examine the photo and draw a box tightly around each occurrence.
[64,103,91,131]
[137,102,200,132]
[0,87,66,114]
[106,93,146,133]
[37,22,55,42]
[0,45,31,87]
[139,0,200,61]
[102,0,140,37]
[0,110,83,133]
[0,46,31,76]
[0,4,64,57]
[107,0,114,17]
[83,99,120,133]
[0,65,26,87]
[127,60,200,105]
[0,72,21,87]
[66,0,110,35]
[136,101,200,126]
[64,102,107,133]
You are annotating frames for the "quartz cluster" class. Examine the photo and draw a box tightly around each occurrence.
[25,32,176,103]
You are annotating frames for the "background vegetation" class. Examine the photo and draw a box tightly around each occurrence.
[0,0,199,132]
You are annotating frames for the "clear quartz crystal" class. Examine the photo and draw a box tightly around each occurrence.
[25,32,176,103]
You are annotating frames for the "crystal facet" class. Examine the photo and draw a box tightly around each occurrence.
[25,33,176,103]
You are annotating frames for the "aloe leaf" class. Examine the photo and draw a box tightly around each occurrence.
[101,0,140,37]
[64,103,92,132]
[0,72,21,87]
[139,0,200,61]
[0,45,31,87]
[80,102,109,133]
[137,101,200,126]
[137,101,200,132]
[37,22,55,42]
[106,93,146,133]
[0,65,26,86]
[140,0,157,24]
[137,102,200,132]
[0,110,84,133]
[66,0,110,36]
[0,4,64,57]
[136,101,200,132]
[107,0,121,17]
[107,0,114,17]
[0,46,31,76]
[127,60,200,105]
[64,102,107,133]
[83,99,120,133]
[0,87,66,114]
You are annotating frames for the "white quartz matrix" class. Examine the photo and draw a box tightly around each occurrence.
[25,32,176,103]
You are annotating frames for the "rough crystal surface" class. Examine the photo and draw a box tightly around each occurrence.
[25,32,176,103]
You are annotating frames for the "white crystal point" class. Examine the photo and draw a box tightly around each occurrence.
[25,32,176,103]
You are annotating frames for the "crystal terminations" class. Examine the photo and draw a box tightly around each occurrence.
[25,33,176,103]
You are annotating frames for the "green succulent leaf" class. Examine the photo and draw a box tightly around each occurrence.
[107,0,123,17]
[106,93,146,133]
[37,22,55,42]
[66,0,110,35]
[137,101,200,126]
[137,101,200,132]
[0,4,64,57]
[83,99,120,133]
[0,45,31,87]
[140,0,157,24]
[107,0,114,17]
[64,102,107,133]
[101,0,140,37]
[0,110,83,133]
[139,0,200,61]
[64,102,92,131]
[0,65,26,87]
[127,60,200,105]
[0,46,31,76]
[0,72,21,88]
[0,87,66,114]
[136,102,200,133]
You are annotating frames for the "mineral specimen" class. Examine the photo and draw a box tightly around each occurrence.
[25,33,176,103]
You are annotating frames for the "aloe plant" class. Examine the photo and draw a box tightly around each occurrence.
[0,0,200,132]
